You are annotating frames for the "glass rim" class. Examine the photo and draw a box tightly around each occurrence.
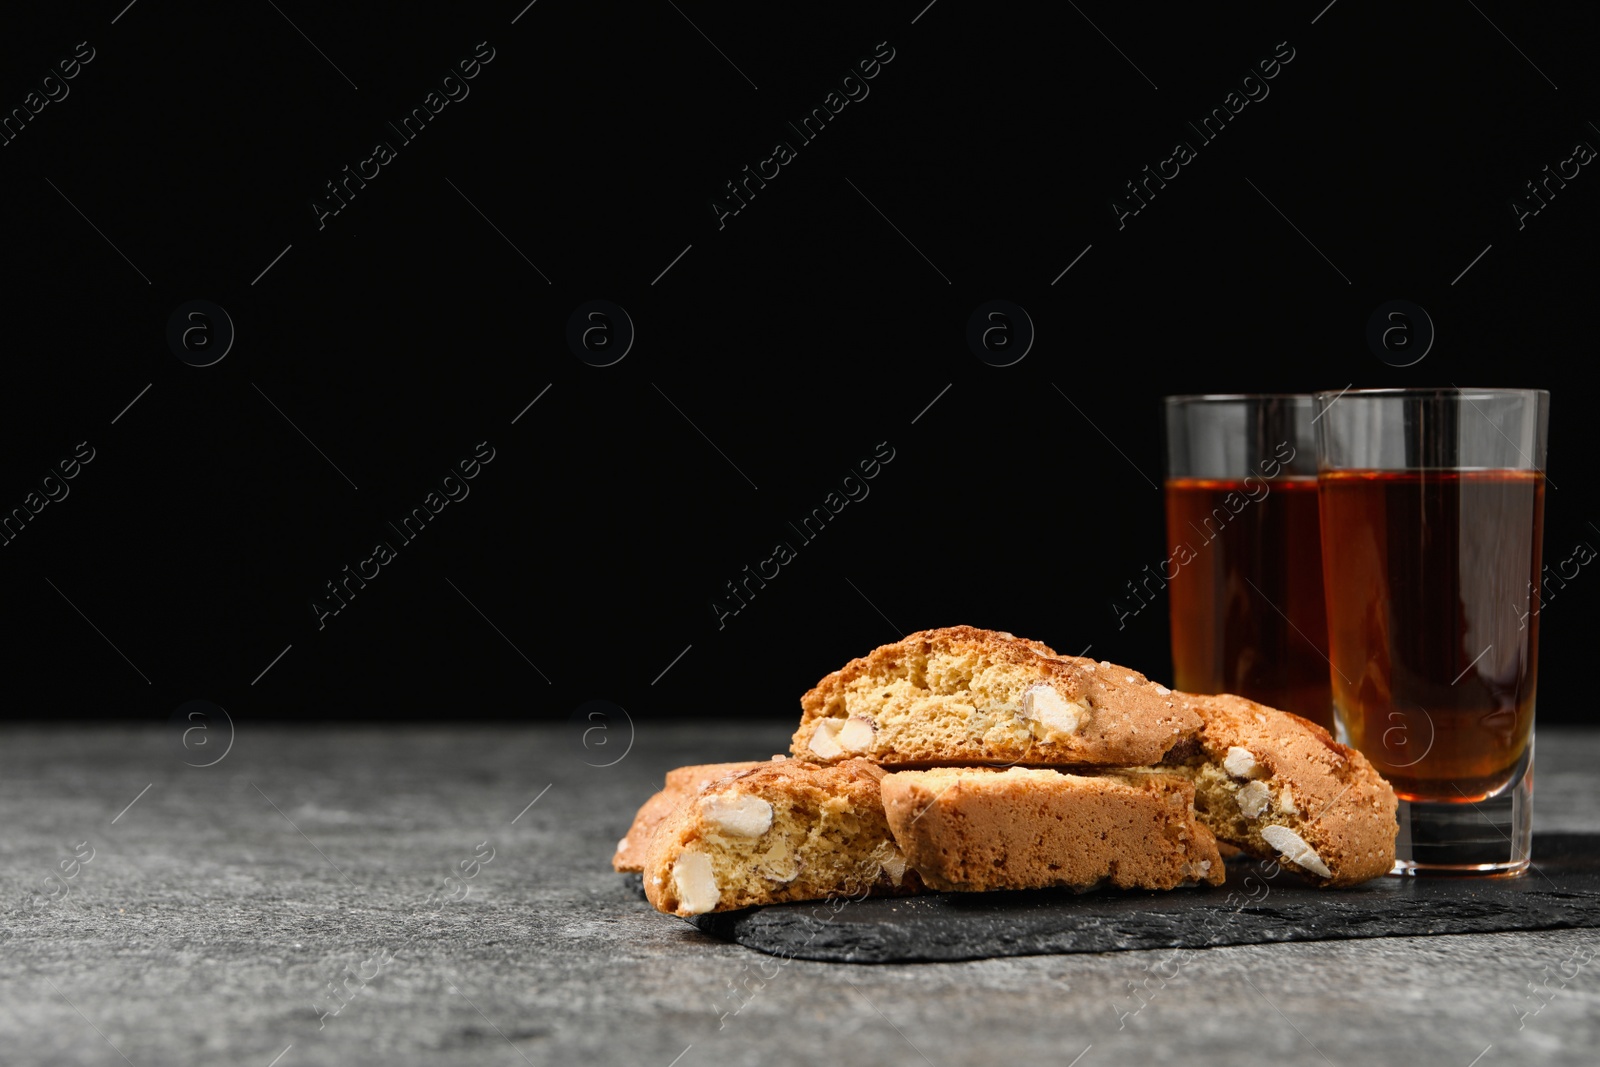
[1311,386,1549,402]
[1163,393,1314,404]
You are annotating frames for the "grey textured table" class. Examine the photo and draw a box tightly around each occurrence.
[3,725,1597,1067]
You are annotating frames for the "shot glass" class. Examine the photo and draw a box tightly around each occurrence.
[1162,395,1331,730]
[1313,387,1548,874]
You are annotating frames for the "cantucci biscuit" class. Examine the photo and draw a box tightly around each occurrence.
[791,626,1201,767]
[881,766,1224,892]
[1169,692,1398,886]
[642,759,921,916]
[613,761,771,873]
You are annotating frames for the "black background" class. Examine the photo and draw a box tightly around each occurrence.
[1,1,1592,726]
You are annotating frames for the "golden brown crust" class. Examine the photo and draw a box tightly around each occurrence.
[792,626,1201,767]
[881,767,1225,892]
[613,761,770,872]
[1177,692,1398,886]
[642,759,923,916]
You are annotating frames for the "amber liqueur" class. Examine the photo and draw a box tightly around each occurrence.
[1163,474,1331,730]
[1318,469,1544,801]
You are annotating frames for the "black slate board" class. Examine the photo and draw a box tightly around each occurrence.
[686,833,1600,962]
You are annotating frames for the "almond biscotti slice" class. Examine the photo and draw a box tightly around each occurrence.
[880,766,1225,893]
[1171,692,1398,886]
[791,626,1201,767]
[643,759,922,916]
[613,761,770,872]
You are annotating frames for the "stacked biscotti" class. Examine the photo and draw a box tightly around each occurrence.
[619,626,1399,916]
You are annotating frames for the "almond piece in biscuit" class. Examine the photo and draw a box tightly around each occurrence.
[613,761,770,873]
[642,759,923,916]
[1171,692,1398,887]
[792,626,1201,768]
[881,766,1225,893]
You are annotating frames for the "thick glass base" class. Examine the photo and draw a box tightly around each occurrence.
[1390,755,1532,875]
